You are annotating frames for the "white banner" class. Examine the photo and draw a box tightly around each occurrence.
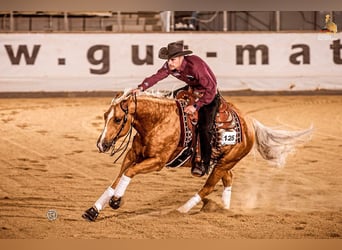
[0,33,341,91]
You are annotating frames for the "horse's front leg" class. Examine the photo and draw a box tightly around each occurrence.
[82,149,136,222]
[108,157,165,210]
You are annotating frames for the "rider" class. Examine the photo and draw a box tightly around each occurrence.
[133,40,219,177]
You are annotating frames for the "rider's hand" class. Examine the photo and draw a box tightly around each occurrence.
[132,87,143,94]
[184,105,196,114]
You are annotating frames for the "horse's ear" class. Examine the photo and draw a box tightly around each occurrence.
[112,89,132,106]
[120,96,131,111]
[111,92,124,104]
[115,92,123,98]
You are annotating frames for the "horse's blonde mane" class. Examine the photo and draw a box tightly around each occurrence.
[139,89,174,99]
[111,88,175,105]
[137,91,176,107]
[111,88,133,105]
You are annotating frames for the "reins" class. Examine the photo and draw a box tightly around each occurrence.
[110,93,137,163]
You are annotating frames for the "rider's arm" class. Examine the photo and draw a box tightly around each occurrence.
[137,62,170,91]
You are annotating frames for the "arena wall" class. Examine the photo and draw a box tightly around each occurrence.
[0,33,341,92]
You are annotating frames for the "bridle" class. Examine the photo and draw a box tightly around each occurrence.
[110,93,137,163]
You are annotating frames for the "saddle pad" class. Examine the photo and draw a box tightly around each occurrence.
[230,109,242,144]
[215,97,242,145]
[175,99,193,148]
[217,109,242,145]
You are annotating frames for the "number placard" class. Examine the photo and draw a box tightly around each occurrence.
[221,131,237,145]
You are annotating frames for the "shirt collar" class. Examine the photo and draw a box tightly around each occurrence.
[178,56,188,72]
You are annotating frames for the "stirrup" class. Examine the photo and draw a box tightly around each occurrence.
[191,162,207,177]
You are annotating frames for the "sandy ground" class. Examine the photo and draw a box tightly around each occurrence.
[0,94,341,239]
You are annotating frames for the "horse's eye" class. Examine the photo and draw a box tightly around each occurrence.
[114,117,122,124]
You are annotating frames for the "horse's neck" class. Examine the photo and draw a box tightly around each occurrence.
[131,97,176,134]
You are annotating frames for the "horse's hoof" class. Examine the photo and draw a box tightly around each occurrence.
[82,207,99,222]
[109,197,122,210]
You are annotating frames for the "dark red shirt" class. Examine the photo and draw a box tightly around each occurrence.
[138,55,217,109]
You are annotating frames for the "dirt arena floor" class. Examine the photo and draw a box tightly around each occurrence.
[0,94,341,239]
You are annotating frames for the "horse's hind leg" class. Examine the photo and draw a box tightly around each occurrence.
[221,170,233,209]
[177,161,237,213]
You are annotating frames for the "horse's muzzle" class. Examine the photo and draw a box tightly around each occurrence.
[97,140,112,153]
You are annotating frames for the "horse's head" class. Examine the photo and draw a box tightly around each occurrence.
[97,89,135,153]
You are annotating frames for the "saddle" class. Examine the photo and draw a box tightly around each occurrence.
[166,90,242,168]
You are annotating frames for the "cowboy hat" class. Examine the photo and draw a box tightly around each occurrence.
[158,40,193,60]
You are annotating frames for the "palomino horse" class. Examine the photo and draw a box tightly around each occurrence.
[82,89,312,221]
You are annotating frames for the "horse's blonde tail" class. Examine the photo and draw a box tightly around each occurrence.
[252,119,313,167]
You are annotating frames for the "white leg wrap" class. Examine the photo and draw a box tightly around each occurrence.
[114,175,131,198]
[177,194,201,213]
[222,186,232,209]
[94,186,115,211]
